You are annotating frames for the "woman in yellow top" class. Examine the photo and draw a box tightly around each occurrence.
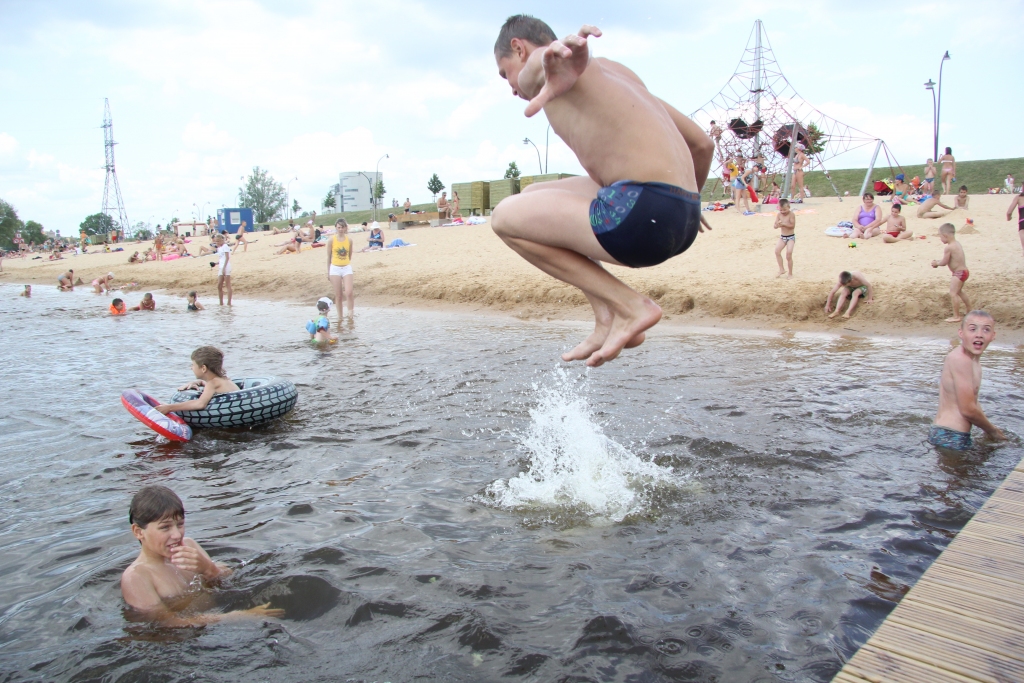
[326,219,354,320]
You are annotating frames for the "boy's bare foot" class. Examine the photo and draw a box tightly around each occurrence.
[586,298,661,367]
[776,271,786,278]
[828,311,838,318]
[786,274,793,279]
[945,316,961,323]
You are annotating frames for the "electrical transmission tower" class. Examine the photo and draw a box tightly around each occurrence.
[101,98,130,236]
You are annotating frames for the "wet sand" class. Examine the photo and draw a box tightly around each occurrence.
[5,194,1022,340]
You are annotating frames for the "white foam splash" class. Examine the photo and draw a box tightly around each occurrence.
[485,370,674,522]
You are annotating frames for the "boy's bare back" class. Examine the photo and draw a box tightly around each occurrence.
[542,56,697,191]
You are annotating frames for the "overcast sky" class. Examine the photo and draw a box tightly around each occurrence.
[1,0,1020,231]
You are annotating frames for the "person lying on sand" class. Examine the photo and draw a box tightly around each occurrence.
[917,191,954,219]
[952,185,970,210]
[825,270,873,319]
[928,311,1005,451]
[490,15,713,367]
[881,205,913,242]
[121,485,283,626]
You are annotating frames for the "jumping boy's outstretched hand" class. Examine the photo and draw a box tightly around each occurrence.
[524,26,601,117]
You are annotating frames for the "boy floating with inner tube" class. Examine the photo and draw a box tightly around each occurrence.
[490,15,714,367]
[155,346,239,416]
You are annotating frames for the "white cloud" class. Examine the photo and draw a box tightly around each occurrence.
[182,118,234,151]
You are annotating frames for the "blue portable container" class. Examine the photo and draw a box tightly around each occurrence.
[217,208,255,235]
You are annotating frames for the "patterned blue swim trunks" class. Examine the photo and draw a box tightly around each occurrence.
[928,425,972,451]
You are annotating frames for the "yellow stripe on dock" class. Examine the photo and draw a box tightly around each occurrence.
[834,462,1024,683]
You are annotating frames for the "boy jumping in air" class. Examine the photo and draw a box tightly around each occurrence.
[491,15,713,367]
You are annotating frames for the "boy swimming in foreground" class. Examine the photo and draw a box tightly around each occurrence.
[929,311,1005,450]
[491,15,713,366]
[121,485,283,624]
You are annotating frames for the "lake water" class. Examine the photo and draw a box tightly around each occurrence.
[1,283,1022,682]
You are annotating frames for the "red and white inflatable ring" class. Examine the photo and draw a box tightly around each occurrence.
[121,389,193,442]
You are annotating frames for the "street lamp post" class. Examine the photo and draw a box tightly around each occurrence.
[374,153,389,222]
[924,79,937,160]
[357,172,374,217]
[936,50,951,161]
[523,138,542,175]
[286,177,298,220]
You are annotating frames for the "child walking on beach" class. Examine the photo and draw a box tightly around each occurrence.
[121,485,283,624]
[490,15,713,366]
[931,222,971,323]
[155,346,240,415]
[773,198,795,278]
[215,234,232,306]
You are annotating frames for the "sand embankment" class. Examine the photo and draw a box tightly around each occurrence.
[4,194,1022,338]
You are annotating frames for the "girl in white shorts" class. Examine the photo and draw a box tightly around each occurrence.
[327,219,353,319]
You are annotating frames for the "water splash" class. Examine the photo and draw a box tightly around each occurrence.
[484,370,675,522]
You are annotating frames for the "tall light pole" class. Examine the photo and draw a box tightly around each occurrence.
[523,138,542,175]
[924,79,937,160]
[357,172,374,216]
[286,176,298,220]
[936,51,951,160]
[374,153,389,222]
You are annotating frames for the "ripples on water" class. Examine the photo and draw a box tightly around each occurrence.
[0,283,1022,682]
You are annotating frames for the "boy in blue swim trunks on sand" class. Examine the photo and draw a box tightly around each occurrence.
[491,15,713,366]
[929,311,1005,451]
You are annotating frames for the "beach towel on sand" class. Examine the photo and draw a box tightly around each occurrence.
[824,225,854,237]
[386,239,412,248]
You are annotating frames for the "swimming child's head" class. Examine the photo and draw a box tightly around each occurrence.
[129,485,185,554]
[190,345,227,378]
[839,271,852,285]
[317,300,330,313]
[959,310,995,357]
[112,297,124,307]
[142,293,153,302]
[187,290,197,301]
[495,15,557,98]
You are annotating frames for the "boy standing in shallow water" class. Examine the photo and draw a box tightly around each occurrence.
[491,15,713,367]
[773,198,795,278]
[121,485,283,624]
[929,311,1005,450]
[931,223,971,323]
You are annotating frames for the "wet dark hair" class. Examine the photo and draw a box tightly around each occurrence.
[191,345,227,377]
[892,204,902,212]
[112,298,123,306]
[494,15,556,58]
[129,485,184,527]
[839,271,852,284]
[187,290,197,298]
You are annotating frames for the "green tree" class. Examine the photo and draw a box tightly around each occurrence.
[238,166,287,222]
[373,179,386,204]
[0,199,24,251]
[80,212,116,236]
[504,161,521,179]
[132,221,154,241]
[22,220,45,245]
[804,122,826,155]
[291,199,301,215]
[427,173,445,200]
[323,192,337,211]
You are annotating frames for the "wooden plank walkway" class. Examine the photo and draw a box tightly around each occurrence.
[834,460,1024,683]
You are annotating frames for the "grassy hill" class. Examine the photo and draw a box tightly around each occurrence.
[263,203,437,230]
[702,157,1023,201]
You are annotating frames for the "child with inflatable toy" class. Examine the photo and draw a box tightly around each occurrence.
[155,346,239,415]
[121,485,284,625]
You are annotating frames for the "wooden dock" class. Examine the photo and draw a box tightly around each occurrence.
[834,460,1024,683]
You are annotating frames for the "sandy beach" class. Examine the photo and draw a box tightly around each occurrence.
[5,194,1022,340]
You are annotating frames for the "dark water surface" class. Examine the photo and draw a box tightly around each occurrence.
[2,283,1023,682]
